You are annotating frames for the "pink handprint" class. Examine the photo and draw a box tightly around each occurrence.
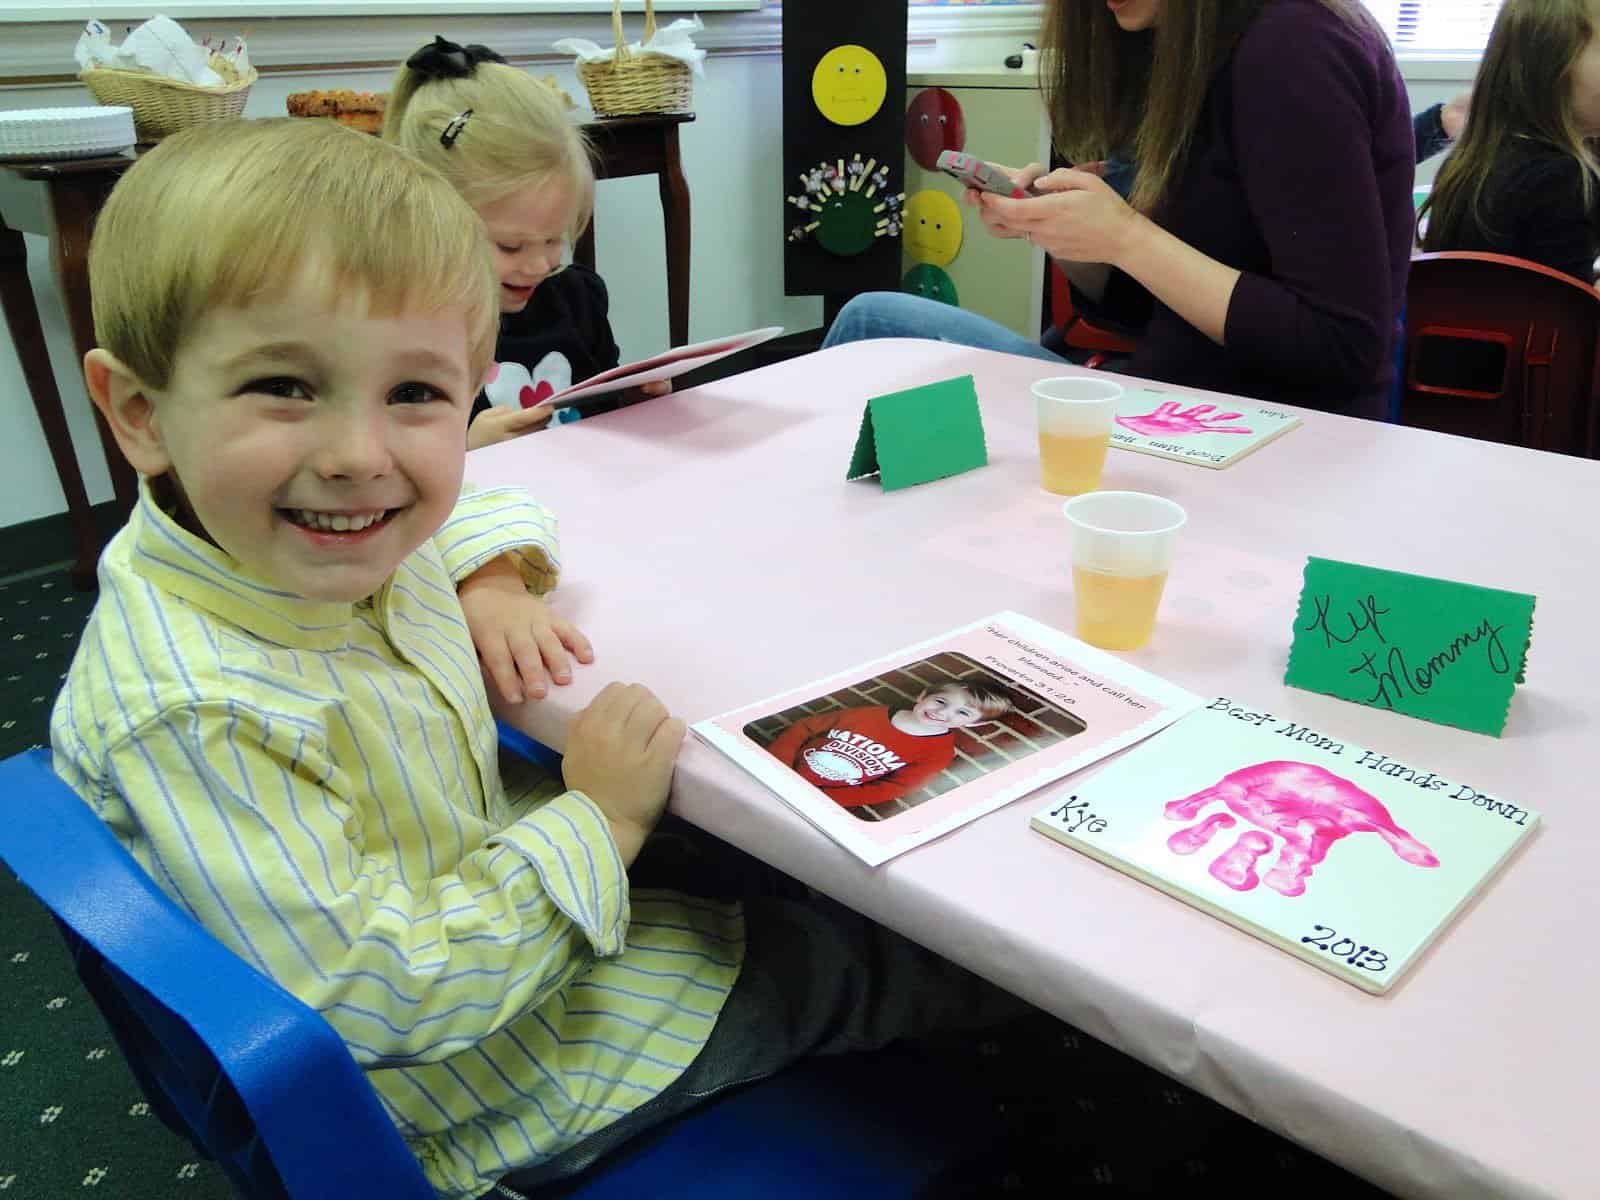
[1163,761,1438,897]
[1116,401,1254,437]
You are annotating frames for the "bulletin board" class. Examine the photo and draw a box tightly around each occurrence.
[781,1,908,299]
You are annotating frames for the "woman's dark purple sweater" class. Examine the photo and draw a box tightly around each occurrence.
[1106,0,1414,420]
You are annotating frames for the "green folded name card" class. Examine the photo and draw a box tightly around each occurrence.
[847,374,988,491]
[1285,557,1536,737]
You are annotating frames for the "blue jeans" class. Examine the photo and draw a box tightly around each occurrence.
[822,291,1067,365]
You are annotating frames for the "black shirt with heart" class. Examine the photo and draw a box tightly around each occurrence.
[469,263,621,425]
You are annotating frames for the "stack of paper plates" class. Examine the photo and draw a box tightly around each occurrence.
[0,107,136,161]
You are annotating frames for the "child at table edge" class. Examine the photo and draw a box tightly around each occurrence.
[50,119,1022,1200]
[384,35,668,448]
[763,682,1017,810]
[1421,0,1600,285]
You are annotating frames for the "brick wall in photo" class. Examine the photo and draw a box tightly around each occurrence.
[746,653,1085,820]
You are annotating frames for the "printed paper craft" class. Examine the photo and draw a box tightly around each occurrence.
[903,189,962,266]
[694,611,1202,866]
[811,44,888,126]
[905,86,965,171]
[1108,385,1301,469]
[787,154,904,255]
[491,326,785,410]
[1284,557,1536,737]
[1030,697,1538,993]
[902,262,958,306]
[847,374,987,491]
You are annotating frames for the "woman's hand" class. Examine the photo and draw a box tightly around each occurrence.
[979,168,1146,267]
[962,161,1047,239]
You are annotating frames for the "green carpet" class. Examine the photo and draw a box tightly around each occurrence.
[0,564,1392,1199]
[0,568,232,1197]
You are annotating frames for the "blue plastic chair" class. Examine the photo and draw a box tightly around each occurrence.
[0,746,435,1199]
[0,741,997,1199]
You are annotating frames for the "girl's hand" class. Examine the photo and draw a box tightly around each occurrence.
[466,402,555,450]
[980,168,1145,266]
[457,555,595,703]
[615,379,673,409]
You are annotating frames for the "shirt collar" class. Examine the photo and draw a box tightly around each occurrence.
[126,477,356,652]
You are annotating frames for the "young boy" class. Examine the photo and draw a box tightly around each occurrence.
[52,120,1020,1200]
[763,682,1016,808]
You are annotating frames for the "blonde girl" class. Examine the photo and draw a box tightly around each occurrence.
[386,37,661,447]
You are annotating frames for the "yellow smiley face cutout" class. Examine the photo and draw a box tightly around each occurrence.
[812,45,888,127]
[903,189,963,267]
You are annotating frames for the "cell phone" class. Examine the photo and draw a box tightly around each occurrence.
[936,150,1040,198]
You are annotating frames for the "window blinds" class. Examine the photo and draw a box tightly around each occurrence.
[1362,0,1502,52]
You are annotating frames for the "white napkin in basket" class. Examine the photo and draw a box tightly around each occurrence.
[74,16,251,85]
[554,16,707,76]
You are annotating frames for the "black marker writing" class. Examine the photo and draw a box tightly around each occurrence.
[1304,592,1390,651]
[1347,617,1510,708]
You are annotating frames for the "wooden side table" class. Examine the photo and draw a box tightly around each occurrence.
[0,153,138,589]
[574,113,694,349]
[0,111,695,587]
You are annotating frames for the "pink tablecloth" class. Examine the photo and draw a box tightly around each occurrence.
[468,339,1598,1200]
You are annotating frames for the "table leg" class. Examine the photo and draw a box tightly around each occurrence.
[0,217,101,589]
[48,177,138,518]
[659,124,691,348]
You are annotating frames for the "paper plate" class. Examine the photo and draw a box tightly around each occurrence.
[0,106,136,161]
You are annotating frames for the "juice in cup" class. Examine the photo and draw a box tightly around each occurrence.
[1032,376,1123,496]
[1040,431,1112,495]
[1071,565,1170,651]
[1062,491,1187,651]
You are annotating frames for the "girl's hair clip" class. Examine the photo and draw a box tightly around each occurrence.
[441,109,473,148]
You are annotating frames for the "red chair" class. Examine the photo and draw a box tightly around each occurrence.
[1401,251,1600,456]
[1047,258,1138,367]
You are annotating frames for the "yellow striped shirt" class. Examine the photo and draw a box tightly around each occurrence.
[50,482,743,1199]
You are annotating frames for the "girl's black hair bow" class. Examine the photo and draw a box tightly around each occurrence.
[406,35,507,81]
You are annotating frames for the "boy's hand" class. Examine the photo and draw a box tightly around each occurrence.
[562,683,686,864]
[467,402,555,449]
[457,555,594,703]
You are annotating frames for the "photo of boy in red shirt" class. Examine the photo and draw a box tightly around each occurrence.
[762,682,1016,811]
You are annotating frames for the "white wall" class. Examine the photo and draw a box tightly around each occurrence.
[0,25,808,527]
[0,6,1473,533]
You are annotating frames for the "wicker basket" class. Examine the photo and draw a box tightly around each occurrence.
[80,54,256,142]
[576,0,694,117]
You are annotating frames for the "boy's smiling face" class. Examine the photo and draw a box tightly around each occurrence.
[129,276,475,602]
[909,686,986,731]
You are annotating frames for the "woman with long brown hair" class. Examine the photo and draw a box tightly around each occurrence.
[1421,0,1600,284]
[824,0,1415,421]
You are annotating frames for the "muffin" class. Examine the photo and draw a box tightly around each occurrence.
[285,90,387,134]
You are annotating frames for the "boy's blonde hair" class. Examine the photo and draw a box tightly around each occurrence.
[90,118,500,390]
[929,681,1016,721]
[384,47,595,235]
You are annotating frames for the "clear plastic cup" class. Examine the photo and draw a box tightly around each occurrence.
[1062,491,1187,651]
[1032,376,1124,495]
